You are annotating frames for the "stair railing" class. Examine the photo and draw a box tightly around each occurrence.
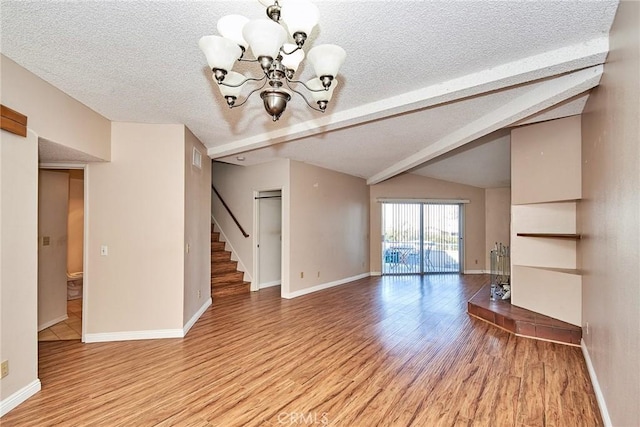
[212,185,249,238]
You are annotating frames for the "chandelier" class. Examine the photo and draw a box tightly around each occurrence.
[199,0,346,121]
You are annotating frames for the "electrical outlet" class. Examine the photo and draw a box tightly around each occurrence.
[475,259,478,264]
[1,360,8,379]
[585,322,589,335]
[197,290,201,299]
[317,271,320,278]
[300,272,304,279]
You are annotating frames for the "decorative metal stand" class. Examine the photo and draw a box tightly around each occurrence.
[490,243,510,301]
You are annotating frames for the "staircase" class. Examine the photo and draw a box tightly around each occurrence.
[211,230,250,297]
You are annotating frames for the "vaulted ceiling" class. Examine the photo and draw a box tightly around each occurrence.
[1,0,619,187]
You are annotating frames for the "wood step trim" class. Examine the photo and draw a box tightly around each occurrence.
[467,285,581,346]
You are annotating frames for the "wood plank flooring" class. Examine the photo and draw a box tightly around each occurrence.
[1,274,602,426]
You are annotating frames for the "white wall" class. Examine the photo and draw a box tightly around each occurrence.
[485,187,511,269]
[183,128,212,325]
[580,1,640,425]
[211,159,290,285]
[0,130,40,415]
[0,55,110,161]
[288,161,370,295]
[258,191,282,288]
[86,123,185,337]
[67,171,84,274]
[37,170,69,330]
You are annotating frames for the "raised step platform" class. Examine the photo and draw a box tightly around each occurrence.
[467,285,581,346]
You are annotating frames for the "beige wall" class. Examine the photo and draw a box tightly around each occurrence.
[579,1,640,425]
[0,130,40,412]
[211,159,290,285]
[369,173,486,273]
[511,115,582,205]
[37,170,69,330]
[510,117,582,325]
[288,161,369,294]
[0,55,111,161]
[183,128,212,324]
[86,123,185,334]
[485,187,511,269]
[67,171,84,274]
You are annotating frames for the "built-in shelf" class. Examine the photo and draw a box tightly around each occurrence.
[513,265,581,275]
[516,233,581,239]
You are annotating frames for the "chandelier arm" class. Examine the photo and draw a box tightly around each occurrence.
[237,57,259,63]
[280,45,302,56]
[285,80,324,113]
[219,74,266,88]
[286,77,329,93]
[229,79,269,109]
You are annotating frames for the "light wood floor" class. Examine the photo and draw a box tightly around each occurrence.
[3,274,601,426]
[37,299,82,341]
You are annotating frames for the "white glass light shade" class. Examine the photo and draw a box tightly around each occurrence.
[307,78,338,102]
[216,71,246,98]
[242,19,287,59]
[258,0,277,6]
[199,35,242,72]
[217,15,250,49]
[280,0,319,38]
[307,44,346,79]
[280,43,305,71]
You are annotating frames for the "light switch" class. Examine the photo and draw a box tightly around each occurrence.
[100,245,108,256]
[42,236,50,246]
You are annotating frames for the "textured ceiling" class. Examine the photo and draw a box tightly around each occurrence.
[1,0,619,187]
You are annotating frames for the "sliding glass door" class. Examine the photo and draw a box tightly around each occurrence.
[382,202,462,275]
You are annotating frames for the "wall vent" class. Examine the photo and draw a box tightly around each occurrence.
[192,147,202,169]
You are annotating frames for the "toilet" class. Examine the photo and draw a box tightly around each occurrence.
[67,272,83,300]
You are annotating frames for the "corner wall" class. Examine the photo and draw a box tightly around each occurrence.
[485,187,511,268]
[0,130,40,415]
[183,128,212,325]
[288,161,370,296]
[86,123,185,339]
[579,1,640,425]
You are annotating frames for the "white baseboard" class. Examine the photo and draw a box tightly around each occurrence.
[183,297,212,336]
[259,280,281,289]
[463,269,489,274]
[0,379,41,417]
[370,271,382,276]
[282,272,370,299]
[84,328,184,343]
[38,314,69,332]
[581,339,612,427]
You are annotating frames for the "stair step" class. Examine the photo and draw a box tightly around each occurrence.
[212,282,251,298]
[211,231,220,242]
[212,271,244,284]
[212,251,231,262]
[212,261,238,274]
[211,241,226,252]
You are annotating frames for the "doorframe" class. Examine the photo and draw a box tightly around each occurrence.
[39,162,89,342]
[252,188,283,292]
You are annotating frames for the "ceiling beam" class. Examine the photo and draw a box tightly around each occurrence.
[366,65,603,185]
[207,37,608,159]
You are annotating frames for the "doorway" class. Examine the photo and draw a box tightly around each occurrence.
[37,167,85,341]
[382,202,463,275]
[253,190,282,291]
